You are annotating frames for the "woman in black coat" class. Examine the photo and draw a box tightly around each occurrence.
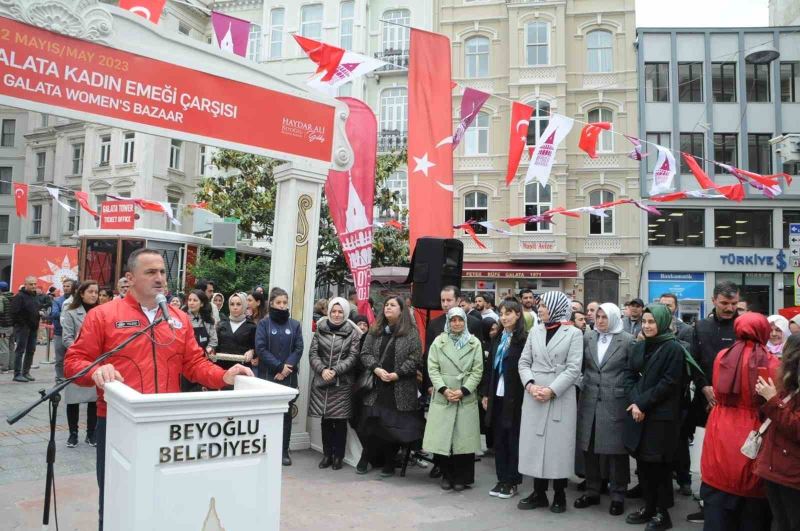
[215,292,257,372]
[624,304,685,531]
[481,299,527,500]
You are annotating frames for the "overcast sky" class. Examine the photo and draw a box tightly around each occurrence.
[635,0,770,28]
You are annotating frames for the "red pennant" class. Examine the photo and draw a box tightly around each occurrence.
[135,198,168,213]
[501,216,528,227]
[293,35,345,82]
[386,219,404,230]
[544,206,581,218]
[578,122,612,159]
[458,223,487,249]
[74,191,97,218]
[187,201,208,209]
[13,183,27,218]
[119,0,166,23]
[505,102,534,185]
[682,153,745,202]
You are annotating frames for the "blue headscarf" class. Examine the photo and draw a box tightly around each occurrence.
[445,307,472,350]
[494,329,512,374]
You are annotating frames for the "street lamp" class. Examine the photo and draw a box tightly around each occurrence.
[745,45,780,64]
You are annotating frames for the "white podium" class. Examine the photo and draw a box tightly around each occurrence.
[102,376,298,531]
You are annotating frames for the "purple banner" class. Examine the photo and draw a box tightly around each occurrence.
[211,11,251,58]
[452,87,490,149]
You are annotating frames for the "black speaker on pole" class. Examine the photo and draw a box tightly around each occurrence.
[406,237,464,310]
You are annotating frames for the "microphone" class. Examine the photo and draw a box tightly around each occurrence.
[155,293,174,329]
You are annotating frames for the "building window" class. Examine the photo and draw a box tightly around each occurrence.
[169,139,183,170]
[95,194,106,209]
[99,134,111,166]
[122,132,135,164]
[781,62,799,103]
[715,209,772,248]
[678,62,703,102]
[461,279,496,301]
[178,22,191,36]
[35,151,46,181]
[464,191,488,234]
[247,24,262,62]
[746,63,770,102]
[646,132,671,174]
[714,133,738,173]
[300,4,323,40]
[1,119,14,147]
[32,205,42,235]
[199,146,209,176]
[268,8,284,59]
[588,107,613,152]
[525,22,549,66]
[712,62,737,102]
[339,1,354,50]
[645,62,670,102]
[748,133,773,175]
[380,170,407,221]
[465,36,489,78]
[783,210,800,248]
[526,100,550,147]
[382,9,410,53]
[586,30,612,73]
[380,88,408,134]
[680,133,704,173]
[67,199,79,233]
[588,190,614,235]
[71,143,84,175]
[648,208,704,247]
[0,215,8,243]
[464,112,489,155]
[40,114,48,128]
[0,167,10,194]
[524,183,552,233]
[165,195,180,231]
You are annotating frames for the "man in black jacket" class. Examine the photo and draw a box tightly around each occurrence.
[10,276,41,382]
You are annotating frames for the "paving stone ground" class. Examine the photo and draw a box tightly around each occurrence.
[0,346,703,530]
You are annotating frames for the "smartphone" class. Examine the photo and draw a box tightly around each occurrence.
[757,367,770,382]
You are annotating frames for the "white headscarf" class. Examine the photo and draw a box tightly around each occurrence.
[768,315,790,347]
[327,297,351,323]
[598,302,623,334]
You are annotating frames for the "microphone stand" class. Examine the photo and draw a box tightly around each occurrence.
[6,316,165,530]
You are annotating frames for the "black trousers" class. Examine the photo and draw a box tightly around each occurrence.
[701,482,772,531]
[765,480,800,531]
[534,477,568,493]
[66,402,97,435]
[672,411,693,486]
[639,460,673,514]
[96,417,106,531]
[321,418,348,458]
[13,325,37,376]
[437,453,475,485]
[492,398,521,485]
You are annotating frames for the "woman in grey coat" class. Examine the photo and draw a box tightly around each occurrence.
[308,297,362,470]
[61,280,99,448]
[574,302,635,516]
[517,290,583,514]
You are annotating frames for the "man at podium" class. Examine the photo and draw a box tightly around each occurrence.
[64,248,253,530]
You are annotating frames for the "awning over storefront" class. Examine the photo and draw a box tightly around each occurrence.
[463,261,579,279]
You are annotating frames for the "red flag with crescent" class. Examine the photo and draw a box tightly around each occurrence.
[505,102,534,185]
[408,29,453,252]
[119,0,166,23]
[13,182,27,218]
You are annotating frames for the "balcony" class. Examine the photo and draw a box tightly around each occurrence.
[378,130,407,153]
[518,66,559,85]
[461,235,493,254]
[582,72,618,90]
[374,49,409,73]
[583,236,622,254]
[579,154,624,169]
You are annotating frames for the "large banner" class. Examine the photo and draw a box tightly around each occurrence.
[325,97,375,321]
[11,243,79,296]
[0,16,335,162]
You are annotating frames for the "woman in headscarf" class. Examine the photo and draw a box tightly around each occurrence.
[517,291,583,513]
[623,304,688,531]
[211,292,225,315]
[699,312,780,531]
[575,303,636,516]
[308,297,362,471]
[767,315,790,357]
[215,292,257,372]
[423,307,483,491]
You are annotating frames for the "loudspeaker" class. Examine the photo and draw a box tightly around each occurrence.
[408,238,464,310]
[211,222,238,249]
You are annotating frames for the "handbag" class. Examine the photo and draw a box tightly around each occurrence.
[353,336,394,395]
[741,391,797,460]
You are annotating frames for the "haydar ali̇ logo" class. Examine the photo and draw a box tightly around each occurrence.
[281,117,327,143]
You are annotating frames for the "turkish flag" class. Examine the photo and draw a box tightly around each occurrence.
[119,0,166,24]
[505,102,534,185]
[74,191,98,218]
[13,183,27,218]
[408,29,453,251]
[578,122,612,159]
[293,35,345,82]
[682,153,744,202]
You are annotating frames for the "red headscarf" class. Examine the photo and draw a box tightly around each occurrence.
[716,312,771,406]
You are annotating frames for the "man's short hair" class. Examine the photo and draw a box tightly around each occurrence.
[126,248,163,273]
[441,285,461,299]
[713,280,739,299]
[519,288,534,297]
[195,279,214,292]
[461,293,474,303]
[659,293,679,309]
[477,291,495,307]
[570,310,585,321]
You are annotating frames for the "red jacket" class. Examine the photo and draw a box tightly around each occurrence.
[64,294,226,417]
[701,345,780,498]
[755,392,800,490]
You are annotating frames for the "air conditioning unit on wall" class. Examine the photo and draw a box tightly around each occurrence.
[771,134,800,163]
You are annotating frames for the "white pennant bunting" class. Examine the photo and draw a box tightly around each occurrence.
[46,187,74,213]
[158,200,181,226]
[650,145,677,195]
[525,113,574,187]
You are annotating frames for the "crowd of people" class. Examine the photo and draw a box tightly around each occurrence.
[3,258,799,531]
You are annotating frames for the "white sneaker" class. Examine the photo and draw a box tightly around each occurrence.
[489,482,503,497]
